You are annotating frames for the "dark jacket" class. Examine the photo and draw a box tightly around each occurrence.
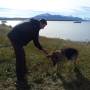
[7,19,43,50]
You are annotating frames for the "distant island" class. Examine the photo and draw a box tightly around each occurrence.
[0,13,83,21]
[33,13,83,21]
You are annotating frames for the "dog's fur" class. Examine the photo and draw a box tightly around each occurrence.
[48,48,78,66]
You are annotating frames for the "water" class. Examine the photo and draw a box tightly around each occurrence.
[40,21,90,42]
[1,20,90,42]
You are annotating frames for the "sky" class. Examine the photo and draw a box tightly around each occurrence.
[0,0,90,19]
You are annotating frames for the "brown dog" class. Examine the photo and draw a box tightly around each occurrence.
[47,48,78,66]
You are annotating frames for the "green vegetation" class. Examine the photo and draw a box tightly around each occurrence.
[0,24,90,90]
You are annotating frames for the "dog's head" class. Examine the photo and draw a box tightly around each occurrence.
[47,50,64,66]
[48,48,78,66]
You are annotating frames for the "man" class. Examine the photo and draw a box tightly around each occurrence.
[7,18,48,82]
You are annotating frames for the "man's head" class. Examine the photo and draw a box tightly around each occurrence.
[40,19,47,29]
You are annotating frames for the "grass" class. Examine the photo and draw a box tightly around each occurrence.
[0,24,90,90]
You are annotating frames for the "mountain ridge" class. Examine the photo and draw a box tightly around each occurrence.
[33,13,83,21]
[0,13,83,21]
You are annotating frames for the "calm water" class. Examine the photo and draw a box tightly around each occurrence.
[1,20,90,42]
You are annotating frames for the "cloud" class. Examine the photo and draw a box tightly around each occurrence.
[71,6,90,18]
[82,6,90,11]
[0,0,90,18]
[0,8,48,17]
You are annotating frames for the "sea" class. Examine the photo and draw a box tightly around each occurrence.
[0,20,90,42]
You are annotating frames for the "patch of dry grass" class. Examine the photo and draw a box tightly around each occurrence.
[0,24,90,90]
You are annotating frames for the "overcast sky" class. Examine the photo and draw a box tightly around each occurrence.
[0,0,90,19]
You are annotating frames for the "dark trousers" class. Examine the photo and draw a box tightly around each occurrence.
[8,37,27,81]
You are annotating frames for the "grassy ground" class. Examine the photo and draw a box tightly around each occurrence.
[0,24,90,90]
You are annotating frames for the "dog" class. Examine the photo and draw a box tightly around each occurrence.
[47,48,79,66]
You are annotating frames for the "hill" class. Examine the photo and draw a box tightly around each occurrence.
[0,13,83,21]
[33,13,83,21]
